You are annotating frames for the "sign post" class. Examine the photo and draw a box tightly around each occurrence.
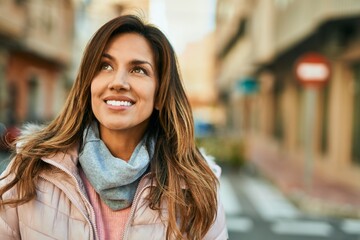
[294,52,331,191]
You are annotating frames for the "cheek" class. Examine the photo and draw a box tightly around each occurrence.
[90,80,102,100]
[90,79,99,94]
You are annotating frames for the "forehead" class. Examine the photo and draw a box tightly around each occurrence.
[104,33,155,62]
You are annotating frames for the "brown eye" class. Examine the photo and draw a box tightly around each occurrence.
[131,66,147,75]
[100,62,113,71]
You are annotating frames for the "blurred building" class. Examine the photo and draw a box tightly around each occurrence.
[0,0,74,125]
[178,33,226,132]
[215,0,360,186]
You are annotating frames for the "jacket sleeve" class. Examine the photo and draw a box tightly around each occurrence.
[200,149,229,239]
[0,205,20,240]
[0,162,21,240]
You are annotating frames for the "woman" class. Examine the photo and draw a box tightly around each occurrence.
[0,15,227,239]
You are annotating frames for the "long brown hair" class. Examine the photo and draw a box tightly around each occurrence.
[0,15,218,239]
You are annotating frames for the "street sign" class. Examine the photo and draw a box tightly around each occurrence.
[294,52,331,88]
[235,77,258,95]
[294,52,331,190]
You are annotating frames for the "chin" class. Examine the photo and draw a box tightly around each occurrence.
[102,123,128,131]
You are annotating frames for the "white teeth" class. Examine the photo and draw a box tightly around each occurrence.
[106,100,133,106]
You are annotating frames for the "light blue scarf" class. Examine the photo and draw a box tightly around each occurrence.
[79,122,153,210]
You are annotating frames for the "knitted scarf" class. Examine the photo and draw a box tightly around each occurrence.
[79,122,152,210]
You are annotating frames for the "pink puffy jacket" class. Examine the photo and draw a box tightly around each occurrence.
[0,147,228,239]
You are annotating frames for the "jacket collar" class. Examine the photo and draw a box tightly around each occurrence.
[41,144,80,176]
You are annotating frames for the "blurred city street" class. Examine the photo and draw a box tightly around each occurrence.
[220,166,360,240]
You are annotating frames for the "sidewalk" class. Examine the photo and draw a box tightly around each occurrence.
[246,137,360,219]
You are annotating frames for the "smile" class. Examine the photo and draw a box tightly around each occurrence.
[106,100,133,107]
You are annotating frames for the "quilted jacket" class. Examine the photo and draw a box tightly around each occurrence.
[0,146,228,240]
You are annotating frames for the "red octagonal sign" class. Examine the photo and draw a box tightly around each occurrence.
[294,52,331,88]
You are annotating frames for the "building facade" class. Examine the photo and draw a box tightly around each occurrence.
[215,0,360,186]
[0,0,74,125]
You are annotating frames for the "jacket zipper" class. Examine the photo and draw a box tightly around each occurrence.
[40,161,100,240]
[122,173,151,240]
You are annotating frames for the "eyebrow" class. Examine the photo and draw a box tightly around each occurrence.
[102,53,154,70]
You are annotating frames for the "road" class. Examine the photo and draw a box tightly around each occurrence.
[220,168,360,240]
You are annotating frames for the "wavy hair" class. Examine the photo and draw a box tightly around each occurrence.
[0,15,218,239]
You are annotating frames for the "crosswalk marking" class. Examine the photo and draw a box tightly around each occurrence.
[220,176,242,215]
[226,216,253,232]
[271,220,333,236]
[220,174,353,238]
[242,177,301,220]
[341,219,360,234]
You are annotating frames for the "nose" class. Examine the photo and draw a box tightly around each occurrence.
[108,70,130,91]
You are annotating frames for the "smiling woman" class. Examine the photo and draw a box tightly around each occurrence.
[0,15,228,240]
[91,33,158,159]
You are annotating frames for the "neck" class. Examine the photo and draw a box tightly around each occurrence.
[99,129,145,161]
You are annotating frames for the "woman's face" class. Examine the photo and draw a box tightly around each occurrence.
[91,33,158,141]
